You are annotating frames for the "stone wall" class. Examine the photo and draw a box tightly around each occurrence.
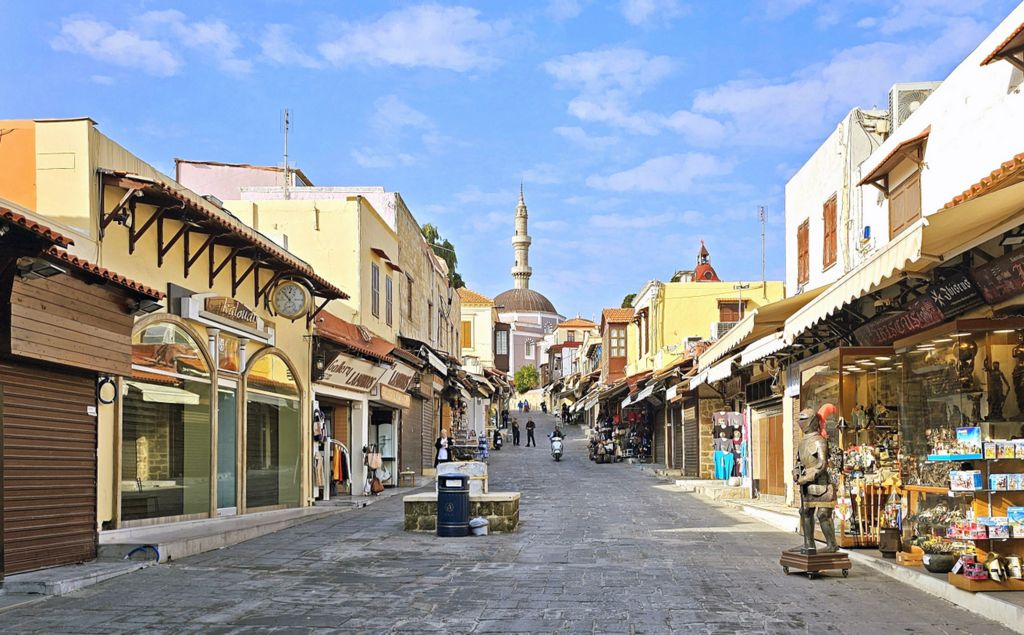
[404,493,520,533]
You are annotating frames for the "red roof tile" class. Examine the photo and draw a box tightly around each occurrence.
[858,126,931,187]
[314,311,395,364]
[1,205,74,247]
[46,247,165,299]
[457,287,493,305]
[601,308,634,324]
[558,317,597,329]
[942,152,1024,209]
[981,20,1024,66]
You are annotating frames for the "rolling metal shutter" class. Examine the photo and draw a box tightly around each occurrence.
[1,360,97,574]
[421,398,435,471]
[671,405,683,470]
[682,405,699,478]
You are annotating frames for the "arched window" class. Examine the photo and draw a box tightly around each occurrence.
[245,352,301,509]
[122,322,212,522]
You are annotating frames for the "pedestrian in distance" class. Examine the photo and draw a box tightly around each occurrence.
[434,429,453,467]
[501,408,510,429]
[526,419,537,447]
[512,419,521,446]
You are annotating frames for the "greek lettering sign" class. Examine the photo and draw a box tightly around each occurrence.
[204,297,258,329]
[320,353,387,393]
[927,271,983,318]
[971,247,1024,305]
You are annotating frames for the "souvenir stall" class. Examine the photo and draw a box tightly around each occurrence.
[799,348,902,548]
[619,400,654,462]
[896,318,1024,589]
[711,412,749,481]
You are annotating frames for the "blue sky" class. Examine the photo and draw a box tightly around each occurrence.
[2,0,1020,320]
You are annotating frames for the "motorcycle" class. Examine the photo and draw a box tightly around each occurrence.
[493,430,503,451]
[550,435,563,462]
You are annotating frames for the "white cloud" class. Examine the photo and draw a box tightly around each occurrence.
[586,153,733,193]
[621,0,689,26]
[373,95,433,133]
[751,0,815,21]
[51,17,180,76]
[590,210,701,229]
[547,0,584,20]
[51,10,250,76]
[90,74,115,85]
[319,5,507,72]
[544,48,673,94]
[456,186,516,205]
[350,148,416,169]
[523,163,565,185]
[661,110,727,144]
[554,126,618,150]
[683,17,990,146]
[260,24,323,68]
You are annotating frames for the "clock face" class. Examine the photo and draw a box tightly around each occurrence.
[273,282,309,318]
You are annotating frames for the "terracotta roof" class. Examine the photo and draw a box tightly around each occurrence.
[457,287,493,305]
[1,205,74,247]
[45,248,165,300]
[101,171,348,300]
[314,311,395,364]
[942,152,1024,209]
[602,308,634,324]
[858,126,931,187]
[390,346,425,368]
[558,318,597,329]
[981,20,1024,66]
[494,287,557,313]
[625,370,653,393]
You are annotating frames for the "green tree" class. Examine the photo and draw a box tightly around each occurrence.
[621,293,636,308]
[514,364,540,394]
[421,223,465,289]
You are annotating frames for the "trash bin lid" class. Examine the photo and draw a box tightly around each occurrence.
[439,474,469,487]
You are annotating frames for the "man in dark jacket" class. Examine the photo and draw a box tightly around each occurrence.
[526,419,537,447]
[511,419,521,446]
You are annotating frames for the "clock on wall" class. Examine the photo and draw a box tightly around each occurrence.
[271,280,311,319]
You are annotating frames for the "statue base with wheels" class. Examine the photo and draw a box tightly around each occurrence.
[780,548,851,579]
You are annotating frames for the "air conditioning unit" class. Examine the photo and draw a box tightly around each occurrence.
[711,322,738,340]
[683,336,703,352]
[888,82,941,132]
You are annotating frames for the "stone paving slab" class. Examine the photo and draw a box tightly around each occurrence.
[0,413,1016,633]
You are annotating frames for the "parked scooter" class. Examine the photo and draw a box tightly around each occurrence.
[492,429,503,451]
[550,435,563,461]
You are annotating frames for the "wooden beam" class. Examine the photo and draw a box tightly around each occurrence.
[210,246,240,289]
[232,257,259,297]
[100,188,141,233]
[255,270,283,307]
[156,217,188,267]
[129,204,168,255]
[185,232,219,279]
[307,297,331,328]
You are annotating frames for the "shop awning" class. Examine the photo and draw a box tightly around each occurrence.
[785,174,1024,344]
[740,332,788,366]
[126,381,200,405]
[699,286,827,369]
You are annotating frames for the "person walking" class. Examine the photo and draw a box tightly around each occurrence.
[526,419,537,447]
[511,419,521,446]
[501,408,509,430]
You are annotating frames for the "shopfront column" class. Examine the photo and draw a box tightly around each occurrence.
[350,400,370,495]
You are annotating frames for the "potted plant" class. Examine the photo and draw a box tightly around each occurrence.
[919,539,959,573]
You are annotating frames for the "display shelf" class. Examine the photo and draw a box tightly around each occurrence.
[947,572,1024,592]
[904,484,950,494]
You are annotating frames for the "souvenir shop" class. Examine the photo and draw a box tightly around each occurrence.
[711,411,749,481]
[617,396,655,463]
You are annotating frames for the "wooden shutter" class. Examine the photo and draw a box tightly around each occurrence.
[718,301,741,322]
[461,321,472,348]
[797,221,809,285]
[823,196,837,269]
[889,173,922,238]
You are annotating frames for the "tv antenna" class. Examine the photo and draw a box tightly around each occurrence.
[282,108,291,200]
[759,206,767,298]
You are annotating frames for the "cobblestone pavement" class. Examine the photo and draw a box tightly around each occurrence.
[1,414,1014,634]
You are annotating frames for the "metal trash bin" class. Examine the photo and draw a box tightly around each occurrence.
[437,473,470,537]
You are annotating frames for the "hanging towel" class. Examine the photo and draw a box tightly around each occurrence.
[332,445,342,482]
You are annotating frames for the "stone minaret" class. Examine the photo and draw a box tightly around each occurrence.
[511,185,532,289]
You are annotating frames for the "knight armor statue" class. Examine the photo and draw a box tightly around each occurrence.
[794,406,838,555]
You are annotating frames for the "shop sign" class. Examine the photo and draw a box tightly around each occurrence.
[320,353,387,393]
[854,294,943,346]
[381,362,416,392]
[855,272,982,346]
[971,246,1024,305]
[205,297,258,329]
[379,384,412,409]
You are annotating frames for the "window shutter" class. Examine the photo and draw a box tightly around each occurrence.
[823,196,837,269]
[797,221,809,285]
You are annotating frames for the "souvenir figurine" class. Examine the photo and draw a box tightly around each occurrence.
[958,338,978,389]
[985,357,1010,421]
[793,405,839,554]
[1014,332,1024,411]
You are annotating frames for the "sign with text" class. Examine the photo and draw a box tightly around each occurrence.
[855,273,983,346]
[319,353,387,393]
[926,271,983,318]
[971,246,1024,305]
[205,297,258,329]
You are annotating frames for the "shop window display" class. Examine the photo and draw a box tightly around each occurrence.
[800,348,900,548]
[897,318,1024,588]
[245,352,301,509]
[122,323,212,522]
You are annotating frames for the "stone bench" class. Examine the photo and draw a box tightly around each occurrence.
[403,492,520,533]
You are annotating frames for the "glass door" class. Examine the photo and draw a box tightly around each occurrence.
[217,381,238,515]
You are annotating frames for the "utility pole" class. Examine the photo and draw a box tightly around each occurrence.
[734,283,751,321]
[282,108,291,200]
[759,206,767,299]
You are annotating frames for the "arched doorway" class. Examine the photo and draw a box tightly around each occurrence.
[122,321,212,522]
[244,351,302,509]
